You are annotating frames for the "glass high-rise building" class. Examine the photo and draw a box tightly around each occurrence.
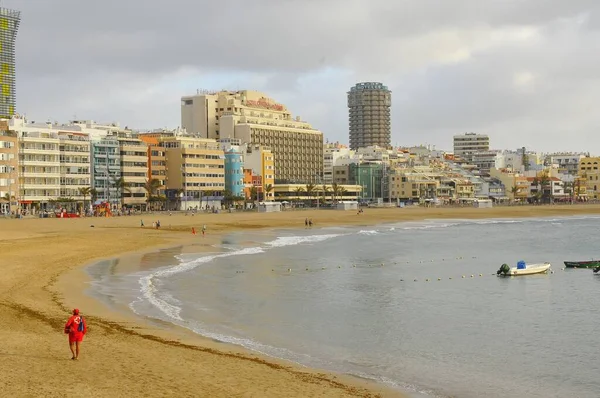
[0,7,20,119]
[347,82,392,150]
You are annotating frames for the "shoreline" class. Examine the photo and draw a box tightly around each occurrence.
[3,205,600,397]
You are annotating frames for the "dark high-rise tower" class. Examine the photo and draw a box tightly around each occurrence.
[347,82,391,150]
[0,6,20,119]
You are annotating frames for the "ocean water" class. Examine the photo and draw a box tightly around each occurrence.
[87,216,600,398]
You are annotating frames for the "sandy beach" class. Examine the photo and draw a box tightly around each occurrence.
[2,204,600,397]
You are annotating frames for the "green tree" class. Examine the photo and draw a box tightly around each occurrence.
[294,186,305,206]
[264,184,274,201]
[331,183,340,204]
[305,183,316,205]
[89,188,98,204]
[112,176,131,209]
[78,186,91,213]
[144,178,162,210]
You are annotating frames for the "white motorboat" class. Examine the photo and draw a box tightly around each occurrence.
[497,261,551,276]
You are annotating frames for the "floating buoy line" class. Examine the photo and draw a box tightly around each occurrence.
[229,255,562,281]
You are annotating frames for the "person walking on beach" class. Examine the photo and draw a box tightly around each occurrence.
[202,224,206,237]
[140,219,144,228]
[308,219,313,228]
[64,309,87,360]
[305,218,308,228]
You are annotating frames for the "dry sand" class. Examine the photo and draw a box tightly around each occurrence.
[1,204,600,397]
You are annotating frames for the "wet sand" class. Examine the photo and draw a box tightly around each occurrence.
[2,205,600,397]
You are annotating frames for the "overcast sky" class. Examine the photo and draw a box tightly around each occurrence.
[5,0,600,153]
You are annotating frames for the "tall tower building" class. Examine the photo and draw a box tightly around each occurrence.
[0,7,20,119]
[348,82,392,150]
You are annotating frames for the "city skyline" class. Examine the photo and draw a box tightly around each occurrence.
[4,0,600,153]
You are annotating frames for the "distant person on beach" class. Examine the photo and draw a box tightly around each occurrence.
[202,224,206,236]
[305,218,308,228]
[140,219,144,228]
[309,219,313,228]
[64,309,87,360]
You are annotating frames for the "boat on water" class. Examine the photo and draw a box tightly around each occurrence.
[593,266,600,274]
[497,261,551,276]
[564,260,600,269]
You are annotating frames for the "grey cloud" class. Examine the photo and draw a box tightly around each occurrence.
[3,0,600,152]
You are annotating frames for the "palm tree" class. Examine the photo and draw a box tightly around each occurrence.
[321,184,330,205]
[112,176,131,210]
[78,187,91,214]
[144,178,161,211]
[264,183,274,202]
[294,186,305,206]
[90,188,98,204]
[248,186,258,206]
[305,183,316,206]
[331,183,340,204]
[339,188,349,200]
[510,186,519,201]
[539,173,551,203]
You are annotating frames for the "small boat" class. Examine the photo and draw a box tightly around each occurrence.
[563,260,600,269]
[593,266,600,274]
[497,261,551,276]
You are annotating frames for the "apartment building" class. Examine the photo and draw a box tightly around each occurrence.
[18,130,61,210]
[0,121,17,213]
[139,134,166,191]
[579,157,600,199]
[161,136,225,208]
[91,136,121,205]
[182,90,322,183]
[453,133,489,156]
[224,149,244,198]
[323,143,353,184]
[59,132,91,199]
[347,82,392,150]
[118,136,148,207]
[243,143,275,201]
[389,169,439,201]
[548,153,586,176]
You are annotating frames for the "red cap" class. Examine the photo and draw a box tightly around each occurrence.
[73,309,79,315]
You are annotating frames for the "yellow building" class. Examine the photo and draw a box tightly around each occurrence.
[242,143,275,201]
[160,136,224,206]
[118,136,148,207]
[579,157,600,199]
[182,90,323,183]
[389,169,439,200]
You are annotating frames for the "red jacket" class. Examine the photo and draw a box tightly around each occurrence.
[64,315,87,334]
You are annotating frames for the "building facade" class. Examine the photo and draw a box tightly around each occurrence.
[453,133,490,156]
[19,130,61,209]
[579,157,600,199]
[348,82,392,150]
[182,90,322,184]
[0,120,17,213]
[224,149,244,198]
[58,132,91,199]
[0,7,20,119]
[118,136,149,207]
[91,136,121,206]
[348,162,384,200]
[243,143,275,201]
[161,136,225,207]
